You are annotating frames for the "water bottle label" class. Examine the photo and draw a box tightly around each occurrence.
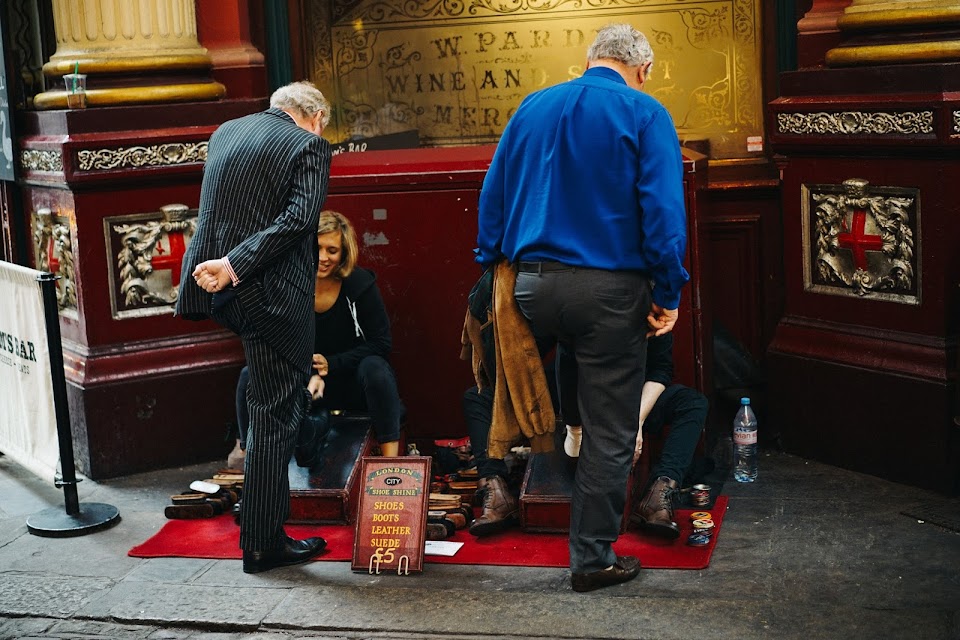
[733,427,757,445]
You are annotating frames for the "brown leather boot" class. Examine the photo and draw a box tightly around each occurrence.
[630,476,680,539]
[472,476,489,507]
[468,475,518,536]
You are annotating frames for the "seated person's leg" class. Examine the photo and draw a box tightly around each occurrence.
[631,384,708,538]
[356,355,402,456]
[462,385,518,536]
[229,366,251,468]
[650,385,708,483]
[556,343,583,457]
[462,386,508,479]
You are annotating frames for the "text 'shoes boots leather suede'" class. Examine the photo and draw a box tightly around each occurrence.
[468,475,518,536]
[630,475,680,539]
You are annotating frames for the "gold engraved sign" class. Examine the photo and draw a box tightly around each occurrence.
[306,0,764,159]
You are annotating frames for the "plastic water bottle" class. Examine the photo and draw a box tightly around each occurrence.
[733,397,758,482]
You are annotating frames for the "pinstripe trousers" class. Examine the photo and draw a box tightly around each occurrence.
[217,301,309,551]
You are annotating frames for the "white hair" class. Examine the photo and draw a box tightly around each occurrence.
[270,81,331,128]
[587,23,654,69]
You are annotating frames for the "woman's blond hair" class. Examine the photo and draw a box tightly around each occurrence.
[317,210,358,278]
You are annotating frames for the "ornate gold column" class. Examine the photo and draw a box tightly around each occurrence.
[827,0,960,66]
[797,0,853,68]
[33,0,226,109]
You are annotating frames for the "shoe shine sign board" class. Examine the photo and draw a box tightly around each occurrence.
[352,456,431,574]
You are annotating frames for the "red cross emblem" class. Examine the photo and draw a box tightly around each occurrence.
[151,230,187,286]
[45,235,60,274]
[837,208,882,271]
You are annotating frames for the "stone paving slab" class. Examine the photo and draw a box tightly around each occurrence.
[0,575,113,618]
[76,582,289,629]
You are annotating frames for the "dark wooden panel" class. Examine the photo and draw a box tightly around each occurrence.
[702,212,763,358]
[701,178,783,361]
[768,348,956,493]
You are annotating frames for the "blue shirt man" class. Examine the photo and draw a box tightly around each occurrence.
[476,59,689,311]
[476,23,689,593]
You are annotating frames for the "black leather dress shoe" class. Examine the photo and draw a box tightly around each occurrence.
[295,409,331,468]
[570,555,641,593]
[242,535,327,574]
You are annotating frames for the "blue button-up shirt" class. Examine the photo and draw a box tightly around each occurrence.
[476,66,689,309]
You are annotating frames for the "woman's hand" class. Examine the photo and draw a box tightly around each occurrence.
[312,353,329,377]
[632,427,644,464]
[307,374,325,400]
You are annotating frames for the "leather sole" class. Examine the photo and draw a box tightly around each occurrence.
[571,555,641,592]
[467,512,519,537]
[631,513,680,540]
[242,538,327,574]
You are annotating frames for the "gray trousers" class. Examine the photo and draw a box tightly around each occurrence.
[514,265,649,574]
[217,300,309,552]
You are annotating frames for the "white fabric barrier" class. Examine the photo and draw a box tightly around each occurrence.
[0,261,59,480]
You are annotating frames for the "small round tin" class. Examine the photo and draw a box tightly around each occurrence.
[687,532,710,546]
[690,511,712,522]
[691,484,711,507]
[692,518,715,537]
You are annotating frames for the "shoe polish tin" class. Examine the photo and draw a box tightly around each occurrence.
[691,484,711,507]
[687,532,710,546]
[692,518,715,537]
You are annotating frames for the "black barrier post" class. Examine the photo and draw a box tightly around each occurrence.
[26,273,120,537]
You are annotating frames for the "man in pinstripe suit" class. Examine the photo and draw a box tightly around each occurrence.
[176,81,333,574]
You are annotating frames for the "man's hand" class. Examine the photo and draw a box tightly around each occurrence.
[192,259,232,293]
[647,304,679,337]
[307,374,325,400]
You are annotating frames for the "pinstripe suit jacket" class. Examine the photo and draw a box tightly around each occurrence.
[176,108,332,369]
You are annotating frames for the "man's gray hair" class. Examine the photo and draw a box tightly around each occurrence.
[587,23,654,69]
[270,81,331,128]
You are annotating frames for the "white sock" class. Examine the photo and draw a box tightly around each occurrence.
[564,425,582,458]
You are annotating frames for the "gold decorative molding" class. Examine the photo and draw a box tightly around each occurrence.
[828,2,960,66]
[826,41,960,67]
[838,6,960,31]
[33,83,226,110]
[777,111,934,135]
[20,149,63,172]
[802,179,919,304]
[355,0,665,20]
[44,55,214,76]
[77,142,208,171]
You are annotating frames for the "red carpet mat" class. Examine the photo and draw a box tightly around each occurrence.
[129,496,727,570]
